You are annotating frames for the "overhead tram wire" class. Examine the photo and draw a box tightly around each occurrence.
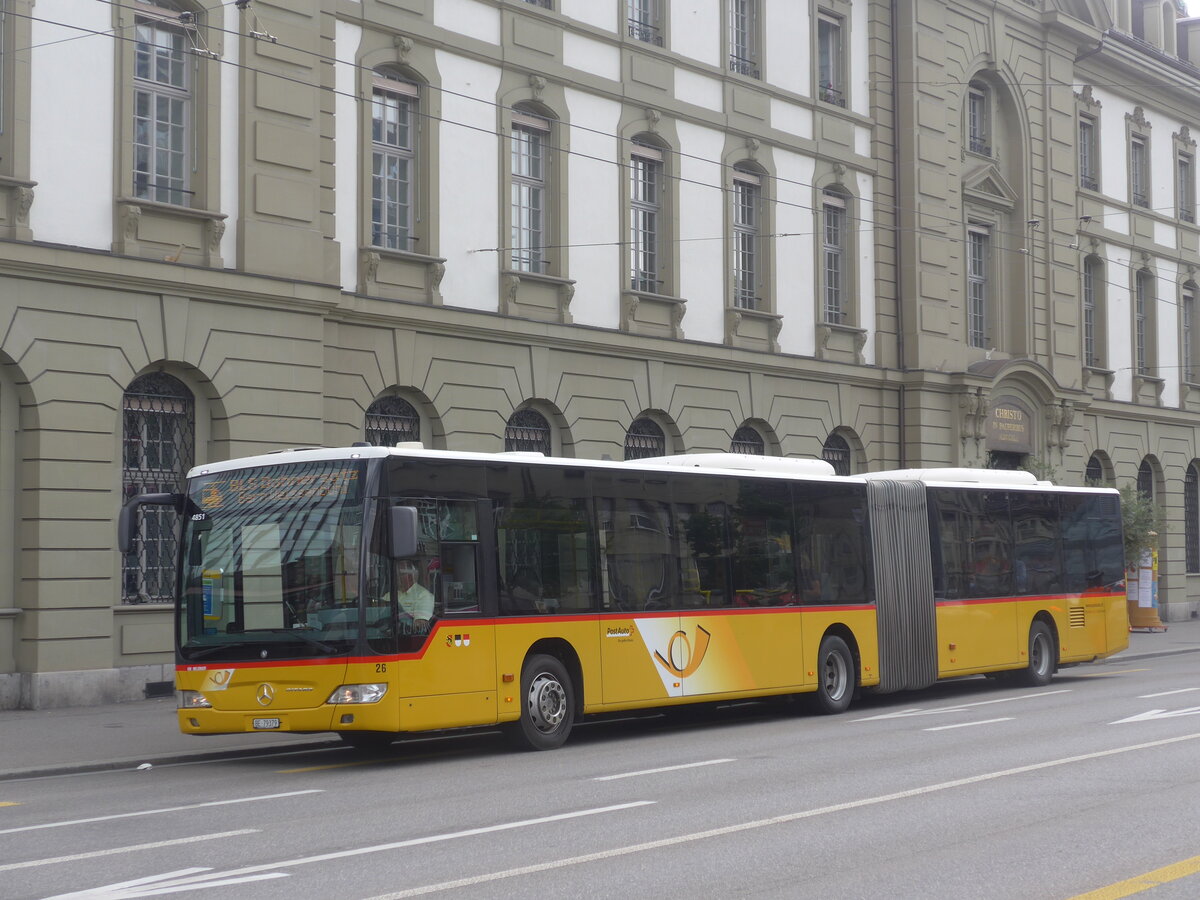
[14,2,1200,284]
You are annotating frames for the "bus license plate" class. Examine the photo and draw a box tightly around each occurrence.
[252,718,281,730]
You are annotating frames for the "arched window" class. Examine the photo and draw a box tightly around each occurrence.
[731,426,764,455]
[822,433,851,476]
[1137,458,1154,501]
[1186,463,1200,573]
[1085,453,1105,485]
[365,396,420,447]
[624,417,665,460]
[122,372,194,604]
[505,408,551,454]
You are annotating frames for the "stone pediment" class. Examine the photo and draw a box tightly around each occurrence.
[963,164,1018,211]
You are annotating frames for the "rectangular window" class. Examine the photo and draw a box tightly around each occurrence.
[1178,152,1195,223]
[371,80,417,251]
[967,227,989,348]
[1135,271,1150,374]
[133,15,191,206]
[511,115,549,273]
[728,0,759,78]
[732,171,760,310]
[1184,287,1196,382]
[1082,259,1097,367]
[1131,137,1149,207]
[967,86,990,156]
[822,194,845,324]
[1079,117,1098,191]
[630,144,662,293]
[817,13,844,107]
[627,0,663,46]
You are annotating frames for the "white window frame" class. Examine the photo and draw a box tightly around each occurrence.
[133,6,193,207]
[370,76,418,251]
[1082,257,1098,367]
[1178,152,1195,223]
[732,168,761,310]
[967,84,990,156]
[817,12,844,107]
[822,192,845,324]
[511,112,550,273]
[967,226,990,348]
[1135,269,1152,374]
[1079,116,1098,191]
[630,142,662,293]
[728,0,759,78]
[1131,136,1149,208]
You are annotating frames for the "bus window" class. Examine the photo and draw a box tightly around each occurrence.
[931,488,1014,599]
[795,484,872,605]
[493,467,595,615]
[596,494,675,611]
[1012,492,1060,595]
[1061,493,1124,593]
[670,474,733,609]
[729,480,796,606]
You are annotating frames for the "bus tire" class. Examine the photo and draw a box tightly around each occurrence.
[507,654,575,751]
[338,731,396,752]
[1015,621,1056,687]
[813,635,855,714]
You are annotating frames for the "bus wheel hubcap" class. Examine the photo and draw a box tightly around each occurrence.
[824,654,847,699]
[528,673,566,732]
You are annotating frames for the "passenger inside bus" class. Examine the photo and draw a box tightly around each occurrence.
[397,560,434,632]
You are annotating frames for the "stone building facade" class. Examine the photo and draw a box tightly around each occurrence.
[0,0,1197,708]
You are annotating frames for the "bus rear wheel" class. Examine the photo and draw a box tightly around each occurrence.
[813,635,855,714]
[507,654,575,751]
[1014,621,1056,687]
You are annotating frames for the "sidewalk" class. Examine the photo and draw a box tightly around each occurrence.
[2,619,1198,781]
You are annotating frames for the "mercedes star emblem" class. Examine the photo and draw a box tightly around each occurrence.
[256,683,275,706]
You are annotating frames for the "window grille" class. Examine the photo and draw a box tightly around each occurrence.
[822,433,851,476]
[817,15,844,107]
[365,396,420,446]
[624,417,665,460]
[731,426,765,455]
[122,372,194,604]
[1137,459,1154,501]
[627,0,663,45]
[728,0,760,78]
[505,408,552,454]
[1084,454,1104,485]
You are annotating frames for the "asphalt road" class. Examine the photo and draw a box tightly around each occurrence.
[3,652,1200,900]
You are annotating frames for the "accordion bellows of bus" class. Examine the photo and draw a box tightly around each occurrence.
[118,446,1127,751]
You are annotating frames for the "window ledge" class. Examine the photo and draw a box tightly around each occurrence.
[816,322,867,364]
[360,248,447,305]
[1132,373,1165,406]
[1083,365,1115,401]
[114,198,227,267]
[501,270,576,324]
[725,306,782,353]
[621,290,686,339]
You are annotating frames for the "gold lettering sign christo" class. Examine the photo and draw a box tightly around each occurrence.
[985,403,1032,452]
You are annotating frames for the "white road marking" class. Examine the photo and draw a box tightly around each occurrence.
[593,759,735,781]
[923,717,1014,732]
[47,801,655,898]
[43,866,286,899]
[854,689,1071,721]
[1110,706,1200,724]
[365,731,1200,898]
[0,830,256,873]
[1138,687,1200,699]
[0,790,322,835]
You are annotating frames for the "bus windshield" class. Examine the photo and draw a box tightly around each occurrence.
[177,459,367,663]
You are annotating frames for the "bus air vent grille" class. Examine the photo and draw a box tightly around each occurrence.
[1069,607,1086,628]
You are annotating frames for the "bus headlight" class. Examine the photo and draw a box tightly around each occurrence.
[177,690,212,709]
[327,684,388,704]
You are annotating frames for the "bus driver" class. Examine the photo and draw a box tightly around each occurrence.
[397,561,434,632]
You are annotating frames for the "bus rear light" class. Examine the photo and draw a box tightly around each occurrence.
[327,683,388,704]
[178,690,212,709]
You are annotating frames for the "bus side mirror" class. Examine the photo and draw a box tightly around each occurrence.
[118,493,185,553]
[390,506,419,559]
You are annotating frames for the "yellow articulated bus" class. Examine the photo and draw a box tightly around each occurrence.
[118,446,1128,751]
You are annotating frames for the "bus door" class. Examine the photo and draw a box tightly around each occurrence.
[595,486,682,705]
[384,497,498,730]
[931,489,1020,673]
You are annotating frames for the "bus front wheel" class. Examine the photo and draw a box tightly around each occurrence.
[1015,621,1056,687]
[507,654,575,751]
[813,635,855,714]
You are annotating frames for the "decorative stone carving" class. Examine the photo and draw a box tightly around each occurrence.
[1127,105,1150,131]
[530,74,546,102]
[207,218,225,253]
[645,108,661,133]
[430,261,446,291]
[122,204,142,240]
[15,187,33,224]
[557,282,575,324]
[394,34,413,64]
[1075,84,1101,109]
[500,273,521,316]
[621,294,640,331]
[362,250,380,284]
